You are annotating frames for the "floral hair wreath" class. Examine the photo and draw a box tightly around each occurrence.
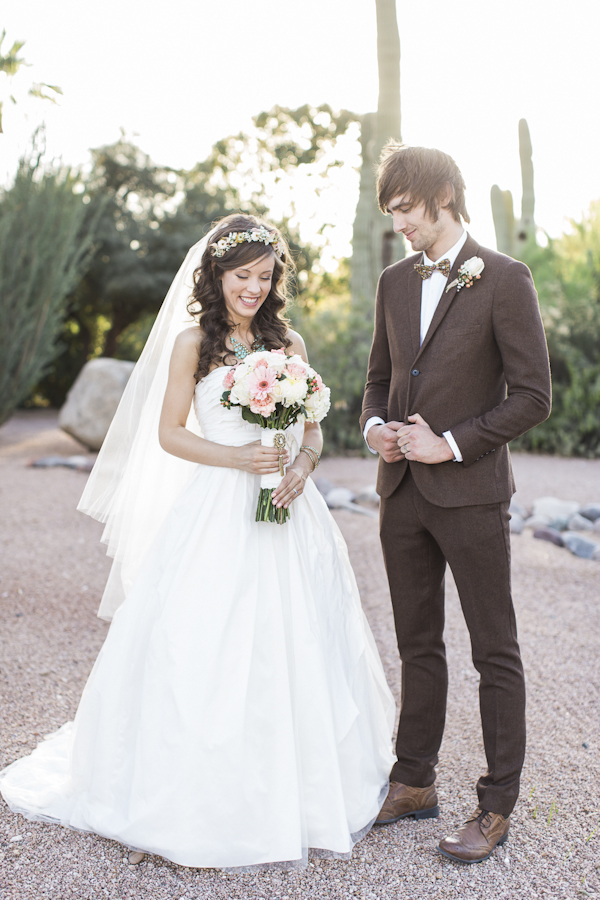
[210,226,285,259]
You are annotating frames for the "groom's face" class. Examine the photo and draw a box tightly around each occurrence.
[387,194,445,256]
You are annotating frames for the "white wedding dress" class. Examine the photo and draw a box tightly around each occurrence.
[0,367,395,870]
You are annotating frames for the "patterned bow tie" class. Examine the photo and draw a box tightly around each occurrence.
[414,258,451,280]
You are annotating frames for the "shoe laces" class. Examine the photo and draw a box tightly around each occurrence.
[468,808,493,829]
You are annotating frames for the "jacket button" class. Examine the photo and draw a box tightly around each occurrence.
[411,369,420,376]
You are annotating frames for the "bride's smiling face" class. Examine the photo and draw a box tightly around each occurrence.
[221,253,275,323]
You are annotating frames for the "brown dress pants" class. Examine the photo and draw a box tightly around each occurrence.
[379,467,526,818]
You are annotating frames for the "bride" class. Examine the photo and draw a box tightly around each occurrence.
[0,214,395,870]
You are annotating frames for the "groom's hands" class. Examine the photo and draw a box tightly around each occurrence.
[397,414,455,464]
[367,421,406,463]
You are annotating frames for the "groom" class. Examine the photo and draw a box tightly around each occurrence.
[360,143,551,863]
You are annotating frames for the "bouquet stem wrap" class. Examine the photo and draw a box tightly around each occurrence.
[256,428,289,524]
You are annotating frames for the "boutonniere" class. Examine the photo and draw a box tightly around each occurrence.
[445,256,485,294]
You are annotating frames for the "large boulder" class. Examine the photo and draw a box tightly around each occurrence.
[59,358,135,450]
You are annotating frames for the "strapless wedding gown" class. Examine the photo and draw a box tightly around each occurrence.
[0,368,395,870]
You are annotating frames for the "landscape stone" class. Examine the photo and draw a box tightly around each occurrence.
[567,513,595,532]
[314,476,336,497]
[523,514,553,530]
[533,527,564,547]
[509,499,529,519]
[29,455,94,472]
[324,487,357,508]
[356,485,380,506]
[532,497,580,521]
[594,519,600,534]
[548,517,570,532]
[59,358,135,450]
[509,513,525,534]
[580,503,600,522]
[561,531,600,560]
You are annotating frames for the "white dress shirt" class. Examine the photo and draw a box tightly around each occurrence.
[364,230,468,461]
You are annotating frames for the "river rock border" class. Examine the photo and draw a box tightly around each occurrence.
[510,497,600,560]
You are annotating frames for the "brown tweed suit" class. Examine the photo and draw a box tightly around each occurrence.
[360,234,551,816]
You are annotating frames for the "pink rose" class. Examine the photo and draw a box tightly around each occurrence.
[285,363,306,378]
[272,348,286,355]
[247,365,278,400]
[250,396,276,416]
[223,367,236,389]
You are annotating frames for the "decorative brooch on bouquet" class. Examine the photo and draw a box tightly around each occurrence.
[221,350,331,524]
[445,256,485,293]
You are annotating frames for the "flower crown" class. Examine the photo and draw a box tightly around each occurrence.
[210,226,285,259]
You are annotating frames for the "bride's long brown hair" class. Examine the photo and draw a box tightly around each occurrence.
[188,214,294,381]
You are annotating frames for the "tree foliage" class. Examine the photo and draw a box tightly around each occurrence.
[0,149,96,425]
[292,261,373,452]
[35,137,234,406]
[34,107,346,407]
[0,29,61,133]
[514,206,600,457]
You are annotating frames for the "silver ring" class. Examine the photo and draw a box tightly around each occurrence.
[402,445,408,454]
[293,488,299,495]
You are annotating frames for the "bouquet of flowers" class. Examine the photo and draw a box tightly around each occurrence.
[221,348,331,524]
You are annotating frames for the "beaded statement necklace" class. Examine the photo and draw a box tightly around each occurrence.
[230,333,266,360]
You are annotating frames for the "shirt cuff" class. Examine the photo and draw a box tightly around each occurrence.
[364,416,385,455]
[443,430,463,462]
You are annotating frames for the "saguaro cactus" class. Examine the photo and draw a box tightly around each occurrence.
[491,118,536,258]
[351,0,404,307]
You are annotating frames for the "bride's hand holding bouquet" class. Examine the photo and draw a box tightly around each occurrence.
[221,349,330,523]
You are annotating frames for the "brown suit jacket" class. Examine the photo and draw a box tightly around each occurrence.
[359,234,552,507]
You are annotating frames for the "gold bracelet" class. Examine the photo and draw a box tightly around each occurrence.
[300,444,321,462]
[299,448,317,471]
[300,445,320,471]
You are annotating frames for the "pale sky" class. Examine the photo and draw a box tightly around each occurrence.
[2,0,600,260]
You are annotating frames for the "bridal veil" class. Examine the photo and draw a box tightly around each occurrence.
[77,233,211,620]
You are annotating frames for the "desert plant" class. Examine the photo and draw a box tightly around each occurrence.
[351,0,404,309]
[491,119,536,259]
[0,147,96,424]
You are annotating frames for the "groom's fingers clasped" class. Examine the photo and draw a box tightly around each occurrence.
[368,421,406,463]
[397,414,454,464]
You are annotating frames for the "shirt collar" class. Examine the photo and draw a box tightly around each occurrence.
[423,230,467,267]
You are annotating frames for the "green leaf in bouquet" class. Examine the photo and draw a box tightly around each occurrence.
[241,407,267,427]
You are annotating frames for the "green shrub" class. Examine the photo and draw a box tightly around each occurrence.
[293,263,374,453]
[0,149,96,425]
[514,206,600,457]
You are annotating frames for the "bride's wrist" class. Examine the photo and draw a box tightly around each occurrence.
[289,461,309,481]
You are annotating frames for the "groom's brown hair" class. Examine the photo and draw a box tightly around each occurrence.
[377,142,470,224]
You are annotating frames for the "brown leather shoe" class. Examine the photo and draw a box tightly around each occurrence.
[375,781,439,824]
[438,808,510,863]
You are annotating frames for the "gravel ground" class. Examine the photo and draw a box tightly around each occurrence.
[0,410,599,900]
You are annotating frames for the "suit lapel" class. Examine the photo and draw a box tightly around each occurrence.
[406,254,424,359]
[414,234,480,362]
